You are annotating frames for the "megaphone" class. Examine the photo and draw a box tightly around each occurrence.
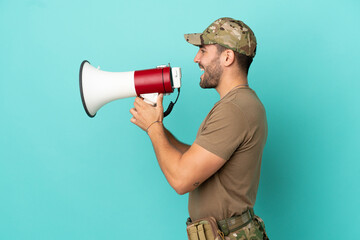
[79,60,181,118]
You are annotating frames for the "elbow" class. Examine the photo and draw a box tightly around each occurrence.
[169,162,195,195]
[172,180,193,195]
[174,187,188,195]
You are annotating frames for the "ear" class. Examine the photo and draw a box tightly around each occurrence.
[222,49,235,67]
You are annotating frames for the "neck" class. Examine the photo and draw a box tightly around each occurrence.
[216,72,249,99]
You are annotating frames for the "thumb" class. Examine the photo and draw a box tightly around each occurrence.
[157,93,164,107]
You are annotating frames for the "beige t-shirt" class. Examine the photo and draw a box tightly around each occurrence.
[189,87,268,221]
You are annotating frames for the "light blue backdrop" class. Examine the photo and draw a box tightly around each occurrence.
[1,0,359,239]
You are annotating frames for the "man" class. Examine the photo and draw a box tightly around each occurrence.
[130,17,269,240]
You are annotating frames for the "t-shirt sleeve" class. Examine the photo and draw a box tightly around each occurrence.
[194,102,248,161]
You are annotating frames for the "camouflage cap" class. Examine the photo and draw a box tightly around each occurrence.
[184,17,257,58]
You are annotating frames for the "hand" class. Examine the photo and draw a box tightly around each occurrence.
[130,94,164,132]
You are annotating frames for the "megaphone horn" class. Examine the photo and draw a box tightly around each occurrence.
[79,60,181,118]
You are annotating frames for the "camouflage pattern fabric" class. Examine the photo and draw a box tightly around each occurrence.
[184,17,257,58]
[224,216,269,240]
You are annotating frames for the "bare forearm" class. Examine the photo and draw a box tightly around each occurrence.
[163,127,191,154]
[129,96,193,194]
[147,123,186,193]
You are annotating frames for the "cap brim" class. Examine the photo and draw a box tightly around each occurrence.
[184,33,202,46]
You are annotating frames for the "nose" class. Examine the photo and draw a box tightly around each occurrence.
[194,50,201,63]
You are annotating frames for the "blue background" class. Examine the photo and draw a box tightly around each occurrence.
[1,0,359,239]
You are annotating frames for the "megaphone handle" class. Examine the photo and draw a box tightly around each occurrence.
[140,93,158,105]
[140,89,180,118]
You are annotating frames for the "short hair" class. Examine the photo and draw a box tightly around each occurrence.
[216,44,254,75]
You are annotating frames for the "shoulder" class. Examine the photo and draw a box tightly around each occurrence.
[223,88,266,119]
[202,99,250,135]
[224,88,264,108]
[208,100,244,122]
[210,89,256,118]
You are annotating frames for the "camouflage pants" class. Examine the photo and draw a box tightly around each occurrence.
[224,216,269,240]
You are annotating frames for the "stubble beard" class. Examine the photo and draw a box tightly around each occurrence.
[199,58,223,89]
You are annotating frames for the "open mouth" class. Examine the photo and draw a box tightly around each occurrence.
[200,68,204,77]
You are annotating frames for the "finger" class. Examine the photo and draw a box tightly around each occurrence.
[157,93,164,107]
[133,100,141,109]
[135,97,146,106]
[129,108,138,116]
[130,117,136,124]
[134,98,147,110]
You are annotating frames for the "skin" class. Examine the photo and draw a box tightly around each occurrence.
[198,50,222,88]
[129,44,249,195]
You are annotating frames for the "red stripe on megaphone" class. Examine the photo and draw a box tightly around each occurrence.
[134,66,173,95]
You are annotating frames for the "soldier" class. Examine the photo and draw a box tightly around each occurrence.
[130,17,269,240]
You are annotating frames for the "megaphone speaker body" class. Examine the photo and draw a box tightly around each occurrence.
[79,61,181,117]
